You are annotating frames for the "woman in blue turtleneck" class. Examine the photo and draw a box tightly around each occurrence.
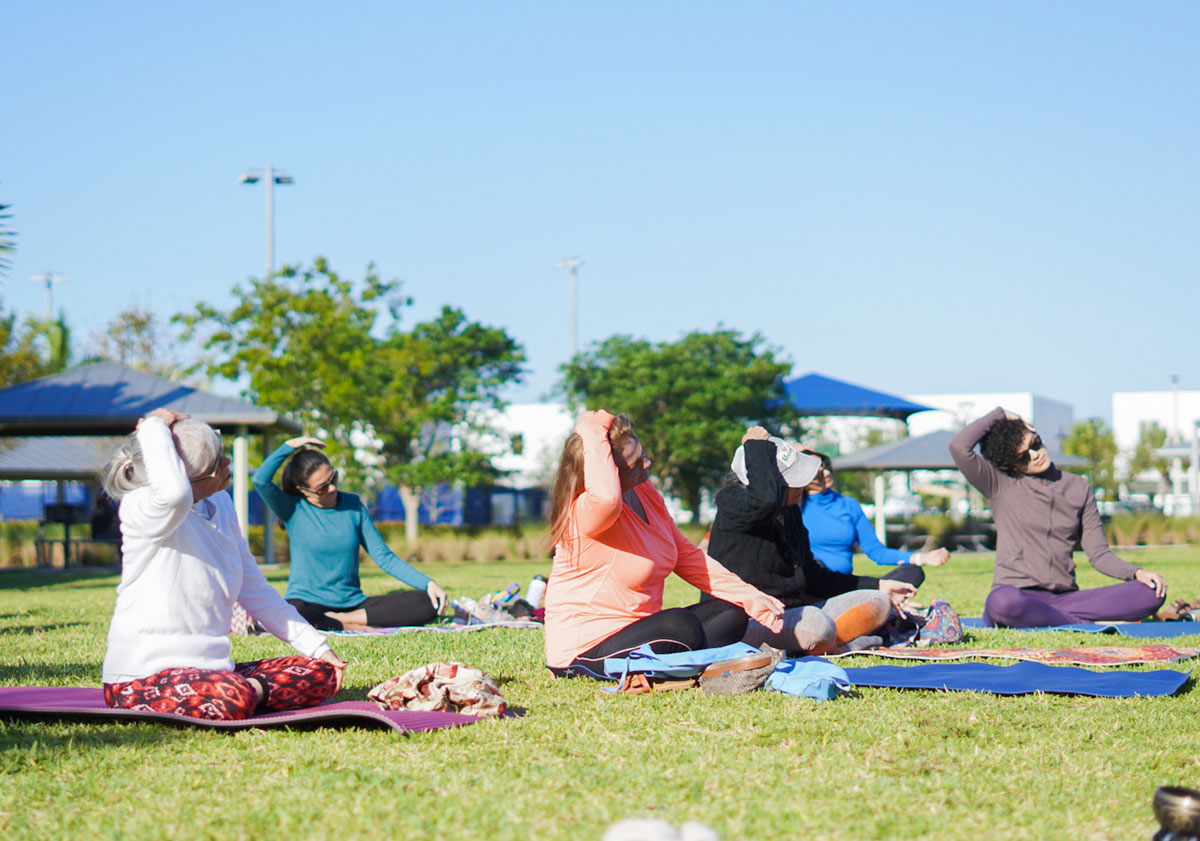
[799,450,949,590]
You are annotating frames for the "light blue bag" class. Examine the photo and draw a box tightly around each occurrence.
[766,657,850,701]
[602,642,762,680]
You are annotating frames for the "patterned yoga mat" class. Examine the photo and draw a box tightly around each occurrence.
[959,618,1200,638]
[832,644,1200,666]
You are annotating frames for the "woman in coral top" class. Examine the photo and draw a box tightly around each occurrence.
[544,410,784,678]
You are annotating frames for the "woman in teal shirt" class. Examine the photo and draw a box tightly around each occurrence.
[800,450,949,589]
[253,437,448,631]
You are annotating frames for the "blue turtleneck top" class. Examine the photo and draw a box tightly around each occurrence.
[800,490,912,573]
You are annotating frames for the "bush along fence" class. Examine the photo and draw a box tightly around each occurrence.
[3,515,1195,569]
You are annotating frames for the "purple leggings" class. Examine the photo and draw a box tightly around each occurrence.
[984,581,1165,628]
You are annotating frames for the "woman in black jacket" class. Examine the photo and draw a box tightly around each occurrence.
[707,426,914,654]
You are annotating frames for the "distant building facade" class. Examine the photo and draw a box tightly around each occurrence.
[1111,389,1200,515]
[906,392,1074,451]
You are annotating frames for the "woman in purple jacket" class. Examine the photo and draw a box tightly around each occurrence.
[950,407,1167,627]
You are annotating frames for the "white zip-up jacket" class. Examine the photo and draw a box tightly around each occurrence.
[102,417,329,684]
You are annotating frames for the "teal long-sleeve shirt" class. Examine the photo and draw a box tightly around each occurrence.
[801,489,912,574]
[252,444,432,608]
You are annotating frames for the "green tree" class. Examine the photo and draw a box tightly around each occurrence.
[559,329,791,523]
[374,307,525,541]
[0,300,71,388]
[27,313,71,373]
[88,305,190,379]
[0,300,48,387]
[177,257,525,543]
[1128,422,1174,494]
[1063,417,1118,499]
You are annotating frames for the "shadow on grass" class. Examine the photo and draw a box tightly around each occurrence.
[0,569,119,590]
[0,622,87,635]
[0,719,187,750]
[0,662,98,683]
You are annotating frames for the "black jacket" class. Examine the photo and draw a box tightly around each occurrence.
[708,439,879,609]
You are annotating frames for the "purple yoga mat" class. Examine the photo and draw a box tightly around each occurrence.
[0,686,482,734]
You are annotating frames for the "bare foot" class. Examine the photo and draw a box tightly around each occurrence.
[324,608,370,631]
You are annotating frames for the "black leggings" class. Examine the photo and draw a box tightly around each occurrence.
[883,564,925,588]
[552,599,749,679]
[287,590,436,631]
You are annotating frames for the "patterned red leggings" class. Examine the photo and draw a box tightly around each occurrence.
[103,656,340,721]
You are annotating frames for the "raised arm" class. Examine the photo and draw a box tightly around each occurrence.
[571,411,625,538]
[949,406,1007,498]
[120,415,194,543]
[716,439,788,531]
[251,442,300,521]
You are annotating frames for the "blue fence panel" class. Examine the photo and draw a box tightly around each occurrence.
[372,484,464,525]
[0,481,92,520]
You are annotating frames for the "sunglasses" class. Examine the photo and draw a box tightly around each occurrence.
[301,472,339,496]
[1014,434,1044,465]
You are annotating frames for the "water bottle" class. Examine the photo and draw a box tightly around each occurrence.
[526,575,548,609]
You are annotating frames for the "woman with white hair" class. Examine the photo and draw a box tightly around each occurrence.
[99,408,346,721]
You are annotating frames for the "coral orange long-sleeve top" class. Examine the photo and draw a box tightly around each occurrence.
[543,411,768,668]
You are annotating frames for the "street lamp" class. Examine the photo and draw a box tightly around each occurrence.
[238,166,294,280]
[556,256,583,357]
[29,271,68,320]
[236,166,293,560]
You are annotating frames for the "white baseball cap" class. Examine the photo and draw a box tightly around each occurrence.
[731,436,821,489]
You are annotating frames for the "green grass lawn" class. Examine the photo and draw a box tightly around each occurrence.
[3,548,1200,840]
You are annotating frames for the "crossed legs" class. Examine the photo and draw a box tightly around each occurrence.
[984,582,1165,628]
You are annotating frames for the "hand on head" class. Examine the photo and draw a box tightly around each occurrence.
[742,425,770,444]
[582,409,615,428]
[285,435,326,450]
[143,408,189,427]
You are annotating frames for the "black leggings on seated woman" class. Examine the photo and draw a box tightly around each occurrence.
[554,599,749,679]
[287,590,436,631]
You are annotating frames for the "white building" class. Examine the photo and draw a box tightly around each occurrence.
[1111,389,1200,515]
[906,392,1075,451]
[480,403,574,490]
[1111,389,1200,453]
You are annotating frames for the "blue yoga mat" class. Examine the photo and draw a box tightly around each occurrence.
[842,660,1190,697]
[962,618,1200,638]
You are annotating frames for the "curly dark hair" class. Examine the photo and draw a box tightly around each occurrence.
[979,419,1033,477]
[281,448,333,495]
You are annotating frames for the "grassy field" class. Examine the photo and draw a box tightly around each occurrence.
[3,548,1200,840]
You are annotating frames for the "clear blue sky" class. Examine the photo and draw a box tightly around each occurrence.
[4,1,1197,422]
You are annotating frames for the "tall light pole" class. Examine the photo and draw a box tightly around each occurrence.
[238,166,294,280]
[556,256,583,357]
[236,166,293,561]
[1170,374,1181,444]
[30,271,68,320]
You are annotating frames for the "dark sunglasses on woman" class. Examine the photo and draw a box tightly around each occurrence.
[1014,435,1044,465]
